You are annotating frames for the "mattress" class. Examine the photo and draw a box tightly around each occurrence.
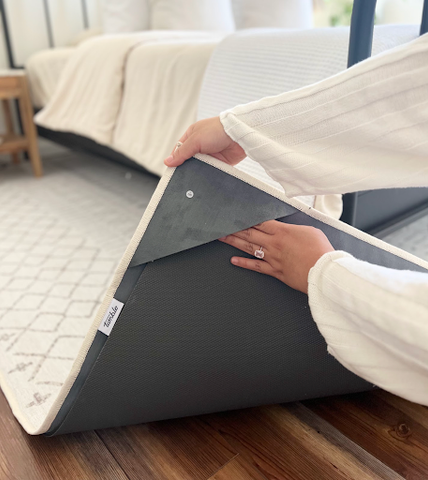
[1,156,427,435]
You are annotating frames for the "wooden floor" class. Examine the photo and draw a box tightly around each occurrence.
[1,389,427,480]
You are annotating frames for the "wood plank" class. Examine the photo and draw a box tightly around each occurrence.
[374,390,428,430]
[0,77,20,89]
[2,99,20,164]
[98,416,237,480]
[0,134,28,153]
[209,455,268,480]
[0,89,22,100]
[289,403,403,479]
[18,76,43,177]
[203,404,399,480]
[0,391,128,480]
[305,391,428,480]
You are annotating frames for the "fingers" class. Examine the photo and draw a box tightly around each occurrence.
[164,133,200,167]
[167,129,191,158]
[219,234,264,257]
[177,128,191,146]
[219,227,270,253]
[169,128,193,156]
[253,220,279,235]
[233,227,269,244]
[230,256,275,276]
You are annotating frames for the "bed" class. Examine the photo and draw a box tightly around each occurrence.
[30,31,225,176]
[26,48,74,110]
[25,22,428,231]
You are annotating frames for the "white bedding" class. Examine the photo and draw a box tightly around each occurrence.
[33,25,420,208]
[35,31,224,175]
[26,48,74,109]
[113,38,221,176]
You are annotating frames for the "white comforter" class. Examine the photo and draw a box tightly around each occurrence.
[26,47,74,109]
[35,31,224,176]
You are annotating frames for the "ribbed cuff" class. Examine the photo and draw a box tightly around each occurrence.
[219,110,247,144]
[307,250,354,360]
[308,251,352,286]
[308,250,353,311]
[219,109,313,199]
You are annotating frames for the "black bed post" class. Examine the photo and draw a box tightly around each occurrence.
[347,0,377,68]
[340,0,377,226]
[42,0,54,48]
[421,0,428,35]
[81,0,89,29]
[0,0,27,138]
[0,0,16,68]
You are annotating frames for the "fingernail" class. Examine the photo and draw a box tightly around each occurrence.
[231,257,239,265]
[164,155,173,166]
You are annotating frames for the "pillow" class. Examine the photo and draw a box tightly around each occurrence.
[102,0,150,34]
[150,0,235,31]
[232,0,313,29]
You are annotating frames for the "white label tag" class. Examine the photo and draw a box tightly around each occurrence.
[98,298,124,336]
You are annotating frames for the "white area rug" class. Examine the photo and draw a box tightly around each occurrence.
[383,215,428,261]
[0,144,157,428]
[0,141,427,430]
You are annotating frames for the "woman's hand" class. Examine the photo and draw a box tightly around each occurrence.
[164,117,246,167]
[166,119,334,293]
[219,221,335,294]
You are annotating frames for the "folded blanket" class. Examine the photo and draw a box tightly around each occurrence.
[35,31,224,148]
[26,48,74,109]
[112,37,223,176]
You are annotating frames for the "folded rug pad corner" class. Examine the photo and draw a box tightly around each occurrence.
[1,155,427,435]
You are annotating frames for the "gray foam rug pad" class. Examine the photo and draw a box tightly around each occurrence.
[1,152,427,435]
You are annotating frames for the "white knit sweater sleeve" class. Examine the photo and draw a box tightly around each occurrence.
[308,252,428,405]
[218,34,428,405]
[219,34,428,198]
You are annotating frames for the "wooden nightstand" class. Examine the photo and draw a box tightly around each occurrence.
[0,70,42,177]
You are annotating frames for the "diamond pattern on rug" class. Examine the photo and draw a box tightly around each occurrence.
[0,148,157,429]
[383,214,428,262]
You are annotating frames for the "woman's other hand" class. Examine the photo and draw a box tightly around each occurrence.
[164,117,246,167]
[219,221,335,294]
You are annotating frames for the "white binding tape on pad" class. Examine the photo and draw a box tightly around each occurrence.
[98,298,124,336]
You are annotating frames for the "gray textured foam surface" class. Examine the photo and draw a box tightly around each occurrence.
[54,240,371,435]
[284,213,428,273]
[130,159,296,267]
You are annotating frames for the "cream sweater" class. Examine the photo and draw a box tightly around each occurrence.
[219,34,428,405]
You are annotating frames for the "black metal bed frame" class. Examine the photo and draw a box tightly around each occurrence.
[1,0,428,236]
[341,0,428,228]
[0,0,89,69]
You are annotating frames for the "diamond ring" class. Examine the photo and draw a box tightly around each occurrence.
[254,246,265,259]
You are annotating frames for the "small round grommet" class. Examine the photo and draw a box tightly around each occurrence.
[186,190,194,199]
